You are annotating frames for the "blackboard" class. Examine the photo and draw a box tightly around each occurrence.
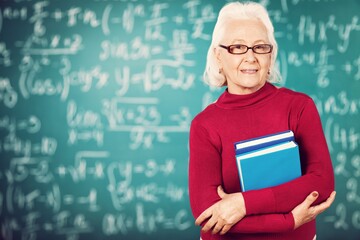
[0,0,359,239]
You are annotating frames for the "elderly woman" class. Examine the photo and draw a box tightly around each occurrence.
[188,2,336,240]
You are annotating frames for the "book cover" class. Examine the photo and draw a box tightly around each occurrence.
[236,140,301,192]
[234,130,294,155]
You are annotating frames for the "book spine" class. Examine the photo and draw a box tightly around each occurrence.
[235,136,294,155]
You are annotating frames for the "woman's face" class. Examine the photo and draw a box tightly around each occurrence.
[216,19,272,95]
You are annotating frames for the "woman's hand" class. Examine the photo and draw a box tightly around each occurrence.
[195,186,246,235]
[291,191,336,229]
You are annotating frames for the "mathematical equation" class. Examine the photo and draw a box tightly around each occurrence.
[0,152,191,239]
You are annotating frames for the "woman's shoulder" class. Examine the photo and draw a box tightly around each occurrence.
[275,86,317,113]
[276,86,313,101]
[191,102,220,126]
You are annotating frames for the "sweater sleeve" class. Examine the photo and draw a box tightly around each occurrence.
[189,117,295,233]
[228,213,294,233]
[189,117,222,218]
[199,213,294,239]
[242,98,335,215]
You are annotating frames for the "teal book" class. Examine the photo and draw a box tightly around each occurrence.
[235,140,301,192]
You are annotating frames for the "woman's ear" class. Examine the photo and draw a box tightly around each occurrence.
[214,47,223,69]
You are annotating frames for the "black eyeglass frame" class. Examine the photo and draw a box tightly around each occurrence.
[218,44,273,55]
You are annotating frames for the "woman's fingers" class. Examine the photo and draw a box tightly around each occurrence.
[220,224,232,235]
[292,191,337,229]
[196,185,226,226]
[312,191,336,214]
[195,186,245,234]
[195,205,213,226]
[202,215,218,232]
[217,185,226,198]
[304,191,319,207]
[211,219,224,234]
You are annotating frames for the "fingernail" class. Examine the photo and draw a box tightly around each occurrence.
[312,192,318,197]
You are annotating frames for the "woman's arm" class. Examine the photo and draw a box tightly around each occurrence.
[195,186,292,234]
[189,118,230,218]
[242,99,335,215]
[196,186,336,235]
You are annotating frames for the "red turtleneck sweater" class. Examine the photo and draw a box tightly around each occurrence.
[189,83,334,240]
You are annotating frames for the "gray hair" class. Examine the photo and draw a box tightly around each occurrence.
[203,1,281,87]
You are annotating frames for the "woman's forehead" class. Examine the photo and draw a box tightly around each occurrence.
[221,18,269,43]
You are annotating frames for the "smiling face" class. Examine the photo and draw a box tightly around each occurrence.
[215,18,272,95]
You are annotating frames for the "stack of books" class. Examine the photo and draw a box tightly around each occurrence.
[234,130,301,192]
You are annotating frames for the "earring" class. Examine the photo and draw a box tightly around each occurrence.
[268,69,271,75]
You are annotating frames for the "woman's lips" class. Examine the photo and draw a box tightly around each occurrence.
[241,69,258,74]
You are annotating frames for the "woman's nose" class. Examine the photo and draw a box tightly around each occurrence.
[243,49,257,62]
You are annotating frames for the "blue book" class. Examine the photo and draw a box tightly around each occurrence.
[234,130,294,155]
[235,140,301,192]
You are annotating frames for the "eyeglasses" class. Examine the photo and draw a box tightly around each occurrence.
[218,44,273,55]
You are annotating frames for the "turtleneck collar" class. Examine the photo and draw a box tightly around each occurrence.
[215,82,278,109]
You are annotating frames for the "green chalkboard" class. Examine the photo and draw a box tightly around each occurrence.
[0,0,359,239]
